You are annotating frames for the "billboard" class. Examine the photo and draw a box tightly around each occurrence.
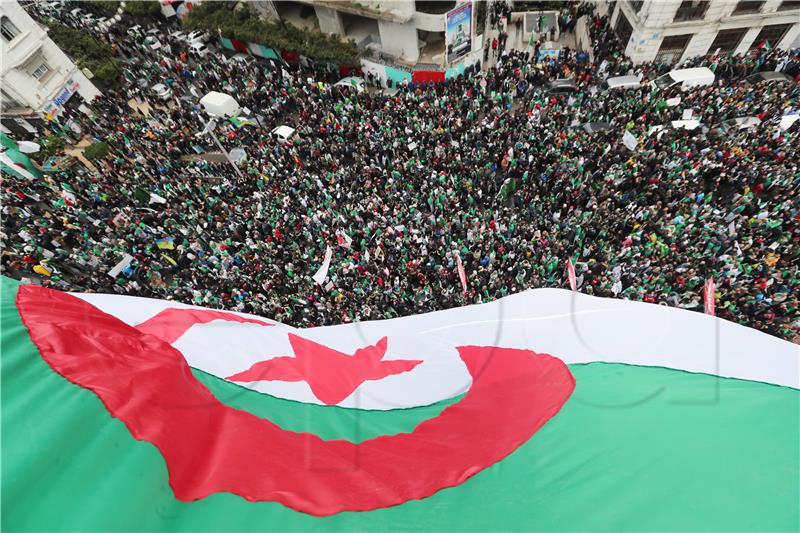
[446,2,472,64]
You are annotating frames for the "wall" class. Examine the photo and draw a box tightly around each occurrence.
[615,0,800,64]
[315,5,345,35]
[412,11,446,33]
[378,19,419,63]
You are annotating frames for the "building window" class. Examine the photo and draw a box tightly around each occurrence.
[732,1,765,14]
[30,61,50,80]
[708,28,747,52]
[1,16,21,41]
[673,0,710,21]
[655,34,692,63]
[415,1,456,14]
[630,0,645,13]
[614,10,634,49]
[750,24,791,48]
[777,0,800,9]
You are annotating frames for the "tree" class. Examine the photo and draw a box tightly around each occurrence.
[184,3,360,65]
[31,135,65,162]
[84,141,110,161]
[45,22,121,84]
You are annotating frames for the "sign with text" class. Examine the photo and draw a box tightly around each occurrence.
[446,2,472,64]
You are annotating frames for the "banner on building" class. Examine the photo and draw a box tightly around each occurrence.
[446,2,473,64]
[42,79,80,121]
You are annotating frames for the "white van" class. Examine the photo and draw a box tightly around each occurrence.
[651,67,715,90]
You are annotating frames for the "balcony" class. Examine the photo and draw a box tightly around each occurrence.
[4,30,44,70]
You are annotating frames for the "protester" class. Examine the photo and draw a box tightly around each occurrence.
[2,3,798,342]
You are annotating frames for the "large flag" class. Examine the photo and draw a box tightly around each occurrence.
[1,276,798,531]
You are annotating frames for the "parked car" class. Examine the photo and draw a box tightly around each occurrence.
[651,67,715,90]
[547,79,577,95]
[743,71,793,85]
[143,36,162,51]
[169,30,187,42]
[186,30,210,44]
[189,42,210,58]
[603,75,641,91]
[151,83,173,101]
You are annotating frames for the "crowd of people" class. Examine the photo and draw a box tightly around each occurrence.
[2,2,799,341]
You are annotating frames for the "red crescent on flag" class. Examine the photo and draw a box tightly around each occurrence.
[16,284,575,516]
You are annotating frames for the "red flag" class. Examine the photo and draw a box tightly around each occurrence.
[567,258,577,292]
[704,277,715,316]
[456,252,467,294]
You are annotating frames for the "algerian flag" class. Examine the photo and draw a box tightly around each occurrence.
[2,276,798,531]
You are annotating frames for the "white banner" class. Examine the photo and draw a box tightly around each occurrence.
[622,130,638,151]
[108,254,133,279]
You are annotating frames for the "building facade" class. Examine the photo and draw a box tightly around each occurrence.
[610,0,800,64]
[1,0,100,128]
[261,0,481,66]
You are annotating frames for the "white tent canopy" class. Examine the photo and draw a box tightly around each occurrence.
[199,91,241,118]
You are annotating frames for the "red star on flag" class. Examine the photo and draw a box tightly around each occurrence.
[226,334,423,405]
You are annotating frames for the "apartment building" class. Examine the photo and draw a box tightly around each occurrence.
[610,0,800,64]
[1,0,100,132]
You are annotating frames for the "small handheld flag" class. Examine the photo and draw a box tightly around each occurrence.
[312,246,333,285]
[156,237,175,250]
[704,277,716,316]
[455,251,467,294]
[567,258,577,292]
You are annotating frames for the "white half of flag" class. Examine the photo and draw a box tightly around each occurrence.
[71,286,800,411]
